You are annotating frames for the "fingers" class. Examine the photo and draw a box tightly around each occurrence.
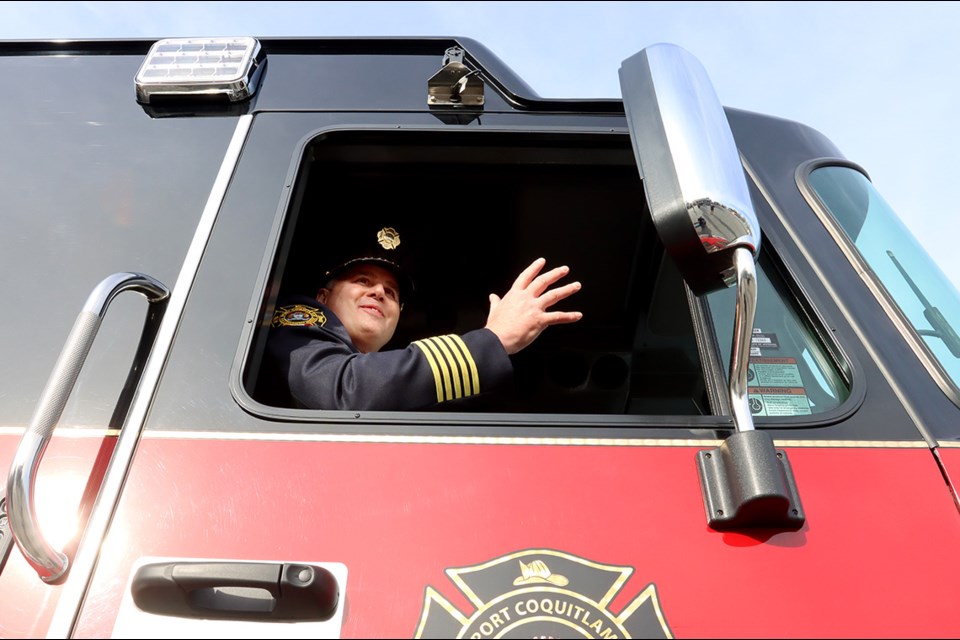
[485,263,583,355]
[542,310,583,326]
[511,257,546,290]
[540,281,581,308]
[528,265,572,296]
[512,258,574,297]
[505,260,581,311]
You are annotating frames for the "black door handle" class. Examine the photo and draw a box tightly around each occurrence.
[131,561,339,620]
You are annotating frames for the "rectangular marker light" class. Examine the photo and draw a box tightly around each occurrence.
[135,37,265,104]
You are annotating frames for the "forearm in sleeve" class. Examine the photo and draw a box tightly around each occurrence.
[288,328,512,411]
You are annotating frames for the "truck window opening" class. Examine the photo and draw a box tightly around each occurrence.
[244,129,848,418]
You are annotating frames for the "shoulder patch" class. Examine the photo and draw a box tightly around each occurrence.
[272,304,326,328]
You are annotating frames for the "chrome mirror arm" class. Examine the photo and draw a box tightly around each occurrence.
[729,247,758,433]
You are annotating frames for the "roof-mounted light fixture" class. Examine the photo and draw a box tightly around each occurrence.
[135,37,265,104]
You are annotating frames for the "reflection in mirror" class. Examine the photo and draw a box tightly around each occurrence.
[619,43,760,296]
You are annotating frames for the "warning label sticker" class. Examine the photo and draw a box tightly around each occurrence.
[748,357,804,388]
[747,357,812,416]
[749,387,812,416]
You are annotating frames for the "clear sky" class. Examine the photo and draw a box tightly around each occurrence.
[3,0,959,289]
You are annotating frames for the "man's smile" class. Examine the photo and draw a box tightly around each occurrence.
[359,304,384,318]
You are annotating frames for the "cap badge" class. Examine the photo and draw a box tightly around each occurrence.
[377,227,401,250]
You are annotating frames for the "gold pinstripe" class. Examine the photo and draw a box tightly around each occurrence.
[443,334,479,395]
[429,337,465,399]
[0,427,935,448]
[413,341,444,402]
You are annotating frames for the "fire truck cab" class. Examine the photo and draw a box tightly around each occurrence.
[1,35,959,638]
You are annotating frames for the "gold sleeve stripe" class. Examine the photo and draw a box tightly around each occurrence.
[436,335,469,397]
[427,336,464,399]
[413,341,444,403]
[441,334,479,395]
[422,338,455,400]
[414,335,482,402]
[415,338,455,401]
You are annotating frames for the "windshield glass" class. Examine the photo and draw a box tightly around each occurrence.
[808,165,960,388]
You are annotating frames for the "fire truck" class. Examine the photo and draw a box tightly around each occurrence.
[1,35,959,638]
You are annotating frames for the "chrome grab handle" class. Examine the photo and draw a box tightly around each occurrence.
[6,272,169,582]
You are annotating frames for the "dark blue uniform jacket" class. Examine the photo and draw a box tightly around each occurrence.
[264,296,513,410]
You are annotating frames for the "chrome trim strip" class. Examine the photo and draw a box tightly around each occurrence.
[45,114,254,638]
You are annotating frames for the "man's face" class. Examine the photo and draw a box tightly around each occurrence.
[317,263,401,353]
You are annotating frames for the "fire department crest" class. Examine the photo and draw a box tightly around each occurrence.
[272,304,326,328]
[377,226,401,249]
[414,549,673,638]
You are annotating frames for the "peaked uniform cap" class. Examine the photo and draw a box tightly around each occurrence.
[322,224,415,300]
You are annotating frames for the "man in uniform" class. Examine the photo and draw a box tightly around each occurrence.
[264,224,582,411]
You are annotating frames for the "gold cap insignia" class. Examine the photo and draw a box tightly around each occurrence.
[512,559,569,587]
[377,227,400,250]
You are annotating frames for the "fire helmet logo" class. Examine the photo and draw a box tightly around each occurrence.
[414,549,673,638]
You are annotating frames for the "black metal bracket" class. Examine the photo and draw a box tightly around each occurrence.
[697,430,805,530]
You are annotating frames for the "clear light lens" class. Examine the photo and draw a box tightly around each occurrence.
[135,37,263,103]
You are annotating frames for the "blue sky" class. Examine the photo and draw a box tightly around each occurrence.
[3,1,959,288]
